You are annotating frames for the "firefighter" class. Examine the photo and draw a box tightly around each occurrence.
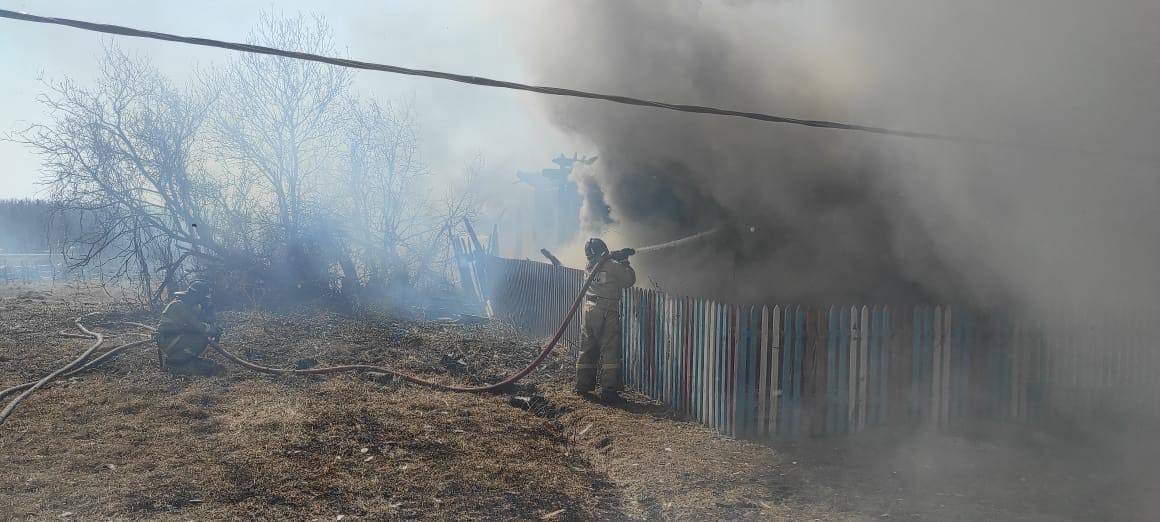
[156,280,224,376]
[576,238,636,402]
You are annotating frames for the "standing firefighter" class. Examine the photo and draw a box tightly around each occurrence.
[156,280,224,376]
[576,238,636,402]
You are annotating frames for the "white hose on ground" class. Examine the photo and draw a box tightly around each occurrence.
[0,312,107,425]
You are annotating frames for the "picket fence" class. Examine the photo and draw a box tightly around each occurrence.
[480,256,1155,438]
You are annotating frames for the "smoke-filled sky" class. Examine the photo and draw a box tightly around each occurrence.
[3,0,1157,314]
[0,0,578,199]
[502,0,1160,312]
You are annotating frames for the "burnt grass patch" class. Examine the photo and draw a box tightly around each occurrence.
[0,294,623,520]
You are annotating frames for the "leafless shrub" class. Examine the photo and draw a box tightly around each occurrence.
[13,13,481,312]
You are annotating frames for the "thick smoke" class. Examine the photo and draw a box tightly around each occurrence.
[508,2,1160,516]
[508,0,1159,313]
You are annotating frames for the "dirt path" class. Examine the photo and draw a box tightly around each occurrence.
[1,292,1153,520]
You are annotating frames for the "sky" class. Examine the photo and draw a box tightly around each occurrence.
[0,0,581,199]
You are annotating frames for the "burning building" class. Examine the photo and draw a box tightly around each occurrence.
[511,154,594,256]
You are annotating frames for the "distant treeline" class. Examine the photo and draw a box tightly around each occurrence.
[0,199,101,255]
[0,199,54,253]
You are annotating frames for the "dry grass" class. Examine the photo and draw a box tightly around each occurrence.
[1,287,1148,520]
[1,291,618,520]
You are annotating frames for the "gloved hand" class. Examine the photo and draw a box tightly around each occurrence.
[609,248,636,261]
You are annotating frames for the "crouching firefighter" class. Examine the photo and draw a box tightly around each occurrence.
[156,280,225,376]
[576,238,636,403]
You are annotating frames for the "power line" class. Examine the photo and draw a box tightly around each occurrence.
[0,8,962,142]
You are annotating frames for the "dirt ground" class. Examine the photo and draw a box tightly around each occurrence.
[1,284,1155,520]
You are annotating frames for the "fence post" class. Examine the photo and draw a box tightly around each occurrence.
[942,307,954,427]
[756,305,769,437]
[675,295,683,415]
[621,288,631,392]
[847,306,859,432]
[728,304,739,436]
[672,296,680,414]
[1016,317,1027,422]
[672,295,681,413]
[733,306,746,437]
[678,296,686,415]
[706,300,715,428]
[911,306,922,419]
[699,298,708,424]
[747,306,760,438]
[880,307,892,424]
[705,298,713,425]
[805,308,822,437]
[924,307,936,422]
[857,305,870,432]
[693,298,701,423]
[931,306,942,428]
[950,307,965,423]
[792,306,805,438]
[717,302,728,433]
[868,306,880,426]
[657,291,665,402]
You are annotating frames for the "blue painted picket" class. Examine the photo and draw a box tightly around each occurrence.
[478,256,1152,440]
[779,306,795,437]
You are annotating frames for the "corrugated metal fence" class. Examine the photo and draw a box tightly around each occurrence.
[482,256,1156,438]
[483,257,585,350]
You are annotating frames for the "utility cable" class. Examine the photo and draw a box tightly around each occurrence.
[5,8,1156,165]
[0,8,957,141]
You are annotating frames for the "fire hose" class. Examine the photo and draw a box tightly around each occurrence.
[0,228,718,425]
[0,258,605,427]
[0,313,153,424]
[205,227,719,391]
[206,256,609,392]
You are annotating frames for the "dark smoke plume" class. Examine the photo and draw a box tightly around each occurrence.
[511,3,1160,516]
[510,0,1160,312]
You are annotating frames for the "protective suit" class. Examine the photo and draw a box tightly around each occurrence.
[576,239,636,401]
[156,280,223,376]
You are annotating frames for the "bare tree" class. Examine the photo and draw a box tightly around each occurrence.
[14,14,486,313]
[339,96,427,292]
[14,44,217,307]
[213,12,351,236]
[415,155,485,290]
